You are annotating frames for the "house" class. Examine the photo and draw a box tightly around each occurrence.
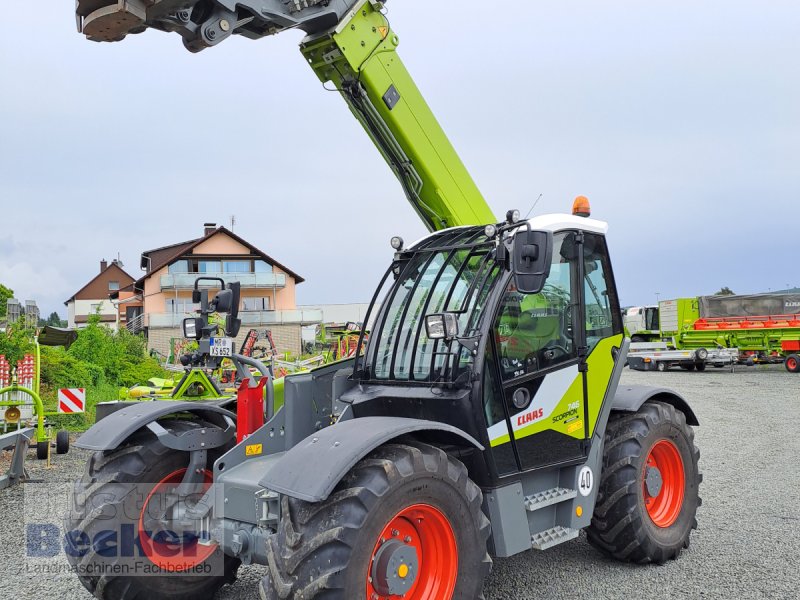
[65,260,135,330]
[117,223,321,358]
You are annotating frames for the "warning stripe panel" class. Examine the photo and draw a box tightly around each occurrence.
[58,388,85,413]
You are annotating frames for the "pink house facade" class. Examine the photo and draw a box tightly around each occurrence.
[119,224,321,358]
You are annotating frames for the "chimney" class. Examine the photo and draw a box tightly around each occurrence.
[204,223,217,236]
[100,259,108,272]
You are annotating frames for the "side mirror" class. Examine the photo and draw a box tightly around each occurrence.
[226,315,242,338]
[425,312,459,341]
[211,289,234,313]
[228,282,241,319]
[182,317,203,340]
[512,230,553,294]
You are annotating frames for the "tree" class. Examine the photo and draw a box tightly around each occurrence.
[46,311,64,327]
[715,287,735,296]
[0,283,13,318]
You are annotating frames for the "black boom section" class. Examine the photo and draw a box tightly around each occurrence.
[260,416,483,502]
[75,0,367,51]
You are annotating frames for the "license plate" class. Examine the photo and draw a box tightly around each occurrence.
[210,337,233,357]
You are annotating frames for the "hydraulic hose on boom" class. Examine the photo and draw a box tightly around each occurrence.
[75,0,495,231]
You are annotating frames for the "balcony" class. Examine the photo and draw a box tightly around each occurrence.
[160,272,287,290]
[146,309,323,329]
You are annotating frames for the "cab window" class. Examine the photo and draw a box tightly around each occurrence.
[583,233,623,353]
[494,232,577,380]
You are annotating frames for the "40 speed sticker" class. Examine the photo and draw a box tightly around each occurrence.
[578,466,594,497]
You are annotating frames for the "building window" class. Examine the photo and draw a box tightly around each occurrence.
[169,258,272,274]
[90,303,102,313]
[108,281,120,291]
[254,260,273,273]
[198,260,222,274]
[242,297,270,312]
[223,260,250,273]
[169,260,190,274]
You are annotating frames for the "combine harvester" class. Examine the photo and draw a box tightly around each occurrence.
[626,294,800,372]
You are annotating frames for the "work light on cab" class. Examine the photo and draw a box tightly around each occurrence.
[425,312,459,341]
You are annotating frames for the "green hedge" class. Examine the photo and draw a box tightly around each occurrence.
[2,315,170,430]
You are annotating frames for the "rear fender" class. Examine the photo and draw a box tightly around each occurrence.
[260,416,484,503]
[611,385,699,426]
[75,400,236,451]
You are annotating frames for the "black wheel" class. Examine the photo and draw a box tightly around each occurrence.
[631,335,645,343]
[587,400,701,564]
[56,430,70,454]
[785,354,800,373]
[63,419,240,600]
[259,441,491,600]
[656,362,667,372]
[694,362,706,372]
[695,348,708,361]
[36,440,48,460]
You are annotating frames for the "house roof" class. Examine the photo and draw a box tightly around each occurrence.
[64,261,136,306]
[130,226,305,292]
[140,239,197,272]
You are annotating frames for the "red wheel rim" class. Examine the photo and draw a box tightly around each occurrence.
[366,503,458,600]
[643,440,685,528]
[138,468,216,571]
[788,357,798,371]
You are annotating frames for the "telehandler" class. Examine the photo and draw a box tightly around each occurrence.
[67,2,702,598]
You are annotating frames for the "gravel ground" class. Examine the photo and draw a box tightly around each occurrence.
[1,364,797,599]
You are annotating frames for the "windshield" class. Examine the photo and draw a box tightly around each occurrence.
[365,228,501,383]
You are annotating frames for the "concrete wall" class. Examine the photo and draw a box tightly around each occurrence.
[299,303,373,326]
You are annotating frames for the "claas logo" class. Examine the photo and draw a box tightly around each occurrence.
[517,408,543,426]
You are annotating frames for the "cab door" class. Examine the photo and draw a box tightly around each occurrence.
[484,231,588,473]
[580,232,625,438]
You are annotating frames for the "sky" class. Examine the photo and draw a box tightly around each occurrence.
[1,1,798,318]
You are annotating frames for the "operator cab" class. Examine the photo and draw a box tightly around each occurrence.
[349,206,624,486]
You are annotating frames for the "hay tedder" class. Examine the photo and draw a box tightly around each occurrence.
[0,327,80,489]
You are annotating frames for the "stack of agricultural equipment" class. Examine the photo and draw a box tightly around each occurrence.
[661,296,800,372]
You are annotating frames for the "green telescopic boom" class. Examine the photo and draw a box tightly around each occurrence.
[74,0,496,231]
[300,2,495,230]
